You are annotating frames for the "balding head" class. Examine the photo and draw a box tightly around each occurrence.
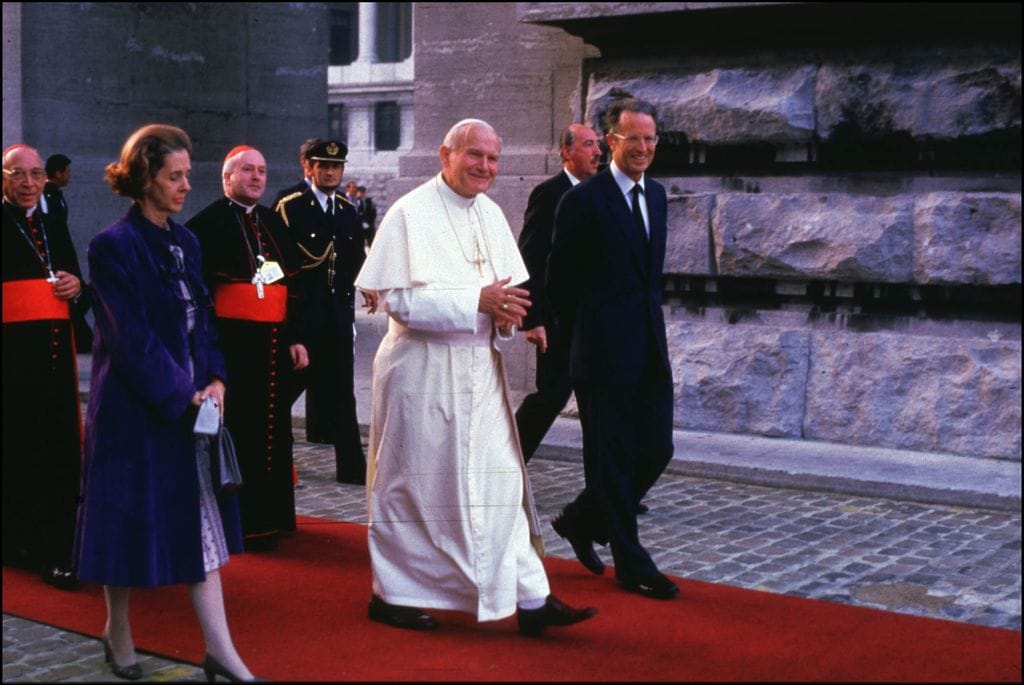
[560,124,601,181]
[222,146,267,206]
[3,144,46,210]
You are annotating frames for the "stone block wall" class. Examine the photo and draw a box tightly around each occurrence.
[523,2,1021,459]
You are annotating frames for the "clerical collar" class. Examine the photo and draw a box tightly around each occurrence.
[610,161,645,198]
[435,173,476,210]
[563,168,583,186]
[311,185,336,213]
[228,198,256,214]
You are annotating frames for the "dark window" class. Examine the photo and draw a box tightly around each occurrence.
[328,104,347,142]
[329,3,358,65]
[374,102,400,151]
[376,2,412,63]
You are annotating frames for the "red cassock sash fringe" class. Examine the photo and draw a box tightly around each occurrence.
[214,283,287,323]
[2,279,70,323]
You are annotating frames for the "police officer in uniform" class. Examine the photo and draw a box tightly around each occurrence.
[275,140,367,484]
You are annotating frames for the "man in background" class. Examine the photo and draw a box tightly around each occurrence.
[277,140,367,484]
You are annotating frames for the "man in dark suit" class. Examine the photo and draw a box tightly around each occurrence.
[276,139,368,484]
[42,153,93,351]
[42,154,71,226]
[271,138,321,208]
[356,185,377,248]
[546,98,678,600]
[514,123,600,463]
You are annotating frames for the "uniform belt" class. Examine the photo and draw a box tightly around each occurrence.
[2,279,69,323]
[214,283,287,322]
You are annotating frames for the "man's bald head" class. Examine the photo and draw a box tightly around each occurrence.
[3,145,46,210]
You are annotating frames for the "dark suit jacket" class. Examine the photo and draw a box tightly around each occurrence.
[518,170,573,331]
[43,182,68,227]
[546,168,671,386]
[276,188,365,335]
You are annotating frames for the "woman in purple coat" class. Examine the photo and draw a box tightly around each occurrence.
[74,124,258,682]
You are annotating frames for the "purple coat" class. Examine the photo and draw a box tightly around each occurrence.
[75,204,242,587]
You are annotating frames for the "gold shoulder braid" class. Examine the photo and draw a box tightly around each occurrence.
[297,241,334,271]
[275,191,305,227]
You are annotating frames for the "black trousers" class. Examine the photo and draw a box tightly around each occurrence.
[514,328,572,462]
[562,360,674,583]
[301,298,365,482]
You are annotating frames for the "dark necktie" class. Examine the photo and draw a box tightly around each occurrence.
[631,184,648,245]
[325,196,334,216]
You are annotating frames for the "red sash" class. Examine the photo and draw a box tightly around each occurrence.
[2,279,70,323]
[214,283,287,323]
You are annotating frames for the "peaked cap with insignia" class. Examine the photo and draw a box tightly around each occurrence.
[309,139,348,163]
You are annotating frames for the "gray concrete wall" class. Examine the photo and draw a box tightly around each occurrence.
[8,2,328,278]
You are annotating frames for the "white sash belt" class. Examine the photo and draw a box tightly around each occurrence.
[391,318,493,347]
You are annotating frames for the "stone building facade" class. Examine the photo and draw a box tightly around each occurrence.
[394,2,1021,461]
[3,2,328,261]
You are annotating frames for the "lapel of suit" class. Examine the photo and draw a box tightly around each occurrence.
[646,181,666,279]
[597,171,649,277]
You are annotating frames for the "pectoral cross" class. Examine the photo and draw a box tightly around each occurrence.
[471,233,486,277]
[251,271,265,299]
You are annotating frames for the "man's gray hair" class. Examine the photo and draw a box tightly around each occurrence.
[603,98,658,134]
[442,118,501,150]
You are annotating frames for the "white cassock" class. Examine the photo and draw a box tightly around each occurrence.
[354,174,550,621]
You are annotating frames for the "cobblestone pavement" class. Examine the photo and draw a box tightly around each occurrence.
[4,440,1020,682]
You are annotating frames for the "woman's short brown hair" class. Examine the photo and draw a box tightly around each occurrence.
[105,124,192,199]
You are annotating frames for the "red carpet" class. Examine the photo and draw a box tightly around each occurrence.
[4,517,1020,682]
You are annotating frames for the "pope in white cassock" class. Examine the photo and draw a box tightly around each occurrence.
[354,119,596,636]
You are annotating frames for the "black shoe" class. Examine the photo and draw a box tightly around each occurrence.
[336,471,366,485]
[42,565,79,591]
[517,595,597,637]
[202,653,266,682]
[551,514,605,575]
[306,432,333,444]
[636,502,650,515]
[619,574,679,600]
[243,535,279,552]
[368,595,438,631]
[101,635,143,681]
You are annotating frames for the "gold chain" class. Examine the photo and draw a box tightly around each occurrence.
[435,176,489,277]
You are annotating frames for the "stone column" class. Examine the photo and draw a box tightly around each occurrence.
[358,2,377,64]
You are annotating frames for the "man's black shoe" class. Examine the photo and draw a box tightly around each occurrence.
[368,595,438,631]
[243,535,279,552]
[517,594,597,637]
[41,565,78,591]
[306,432,333,444]
[336,471,366,485]
[551,514,605,575]
[619,574,679,600]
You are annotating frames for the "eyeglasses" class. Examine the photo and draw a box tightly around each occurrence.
[3,168,46,182]
[610,133,659,147]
